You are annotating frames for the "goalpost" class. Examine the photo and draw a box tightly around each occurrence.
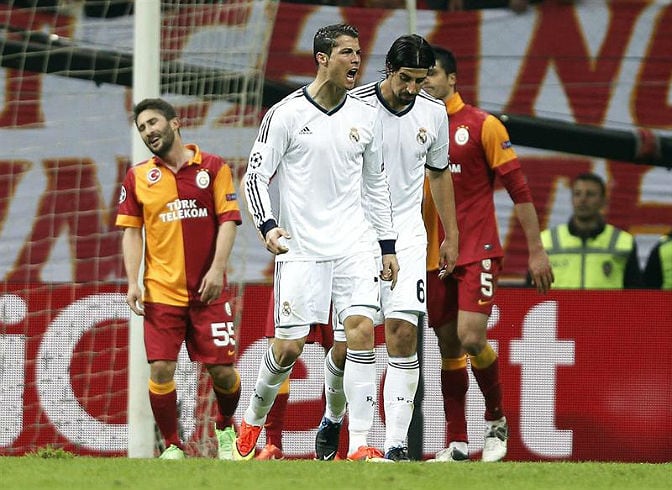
[128,0,160,459]
[0,0,278,457]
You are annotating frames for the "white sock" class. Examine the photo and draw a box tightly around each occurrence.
[383,354,419,452]
[343,348,376,454]
[244,346,293,426]
[323,348,346,422]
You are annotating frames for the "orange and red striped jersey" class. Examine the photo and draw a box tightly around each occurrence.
[116,144,242,306]
[424,93,522,270]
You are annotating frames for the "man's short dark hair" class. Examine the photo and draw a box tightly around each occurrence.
[133,98,178,125]
[385,34,435,73]
[431,45,457,75]
[573,172,606,196]
[313,24,359,63]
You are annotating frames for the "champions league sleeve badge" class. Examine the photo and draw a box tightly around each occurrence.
[249,152,263,169]
[118,185,127,204]
[196,169,211,189]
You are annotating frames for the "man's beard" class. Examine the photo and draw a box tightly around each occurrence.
[148,129,175,158]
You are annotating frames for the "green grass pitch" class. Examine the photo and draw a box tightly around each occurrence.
[1,457,670,490]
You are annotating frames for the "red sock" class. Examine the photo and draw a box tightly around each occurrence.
[471,357,504,421]
[149,388,181,448]
[441,366,469,444]
[213,376,241,430]
[265,392,289,449]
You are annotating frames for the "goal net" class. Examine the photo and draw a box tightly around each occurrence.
[0,0,278,456]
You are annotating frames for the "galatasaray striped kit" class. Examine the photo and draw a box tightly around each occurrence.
[116,144,242,306]
[424,93,522,270]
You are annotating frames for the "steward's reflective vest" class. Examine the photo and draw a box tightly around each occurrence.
[541,224,634,289]
[657,236,672,289]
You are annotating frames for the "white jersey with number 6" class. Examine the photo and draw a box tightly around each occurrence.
[351,82,449,250]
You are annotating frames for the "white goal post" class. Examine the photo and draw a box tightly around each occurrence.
[128,0,161,459]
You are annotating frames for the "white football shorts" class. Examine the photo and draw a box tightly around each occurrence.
[377,244,427,326]
[273,252,380,340]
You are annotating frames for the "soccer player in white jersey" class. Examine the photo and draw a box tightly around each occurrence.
[235,24,400,462]
[315,34,459,462]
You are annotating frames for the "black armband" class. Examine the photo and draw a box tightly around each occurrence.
[379,239,396,255]
[259,219,278,239]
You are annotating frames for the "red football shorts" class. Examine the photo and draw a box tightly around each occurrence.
[264,291,333,349]
[426,258,502,328]
[143,300,237,365]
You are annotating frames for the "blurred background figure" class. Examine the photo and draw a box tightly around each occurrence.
[643,231,672,290]
[540,172,642,289]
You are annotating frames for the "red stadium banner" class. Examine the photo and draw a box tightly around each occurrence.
[1,1,671,284]
[1,283,670,462]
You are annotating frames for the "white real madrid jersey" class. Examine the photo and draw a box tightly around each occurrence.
[244,87,396,261]
[351,82,449,249]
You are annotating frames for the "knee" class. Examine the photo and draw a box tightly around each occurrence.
[273,340,304,366]
[343,315,374,348]
[461,334,486,356]
[386,320,417,356]
[150,360,176,384]
[208,364,238,390]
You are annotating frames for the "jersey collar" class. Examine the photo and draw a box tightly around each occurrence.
[375,80,416,116]
[303,86,347,115]
[150,144,202,168]
[445,92,465,116]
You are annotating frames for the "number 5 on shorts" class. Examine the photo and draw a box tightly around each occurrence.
[211,321,235,347]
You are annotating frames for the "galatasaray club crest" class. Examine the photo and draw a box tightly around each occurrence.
[147,167,162,186]
[454,126,469,146]
[416,127,428,144]
[349,128,360,143]
[196,169,210,189]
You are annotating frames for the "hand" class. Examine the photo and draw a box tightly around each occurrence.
[380,254,400,290]
[529,249,554,294]
[265,227,291,255]
[126,283,144,316]
[438,238,458,278]
[198,267,224,304]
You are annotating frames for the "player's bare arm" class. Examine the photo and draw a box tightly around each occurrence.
[514,202,554,293]
[121,227,145,316]
[264,226,291,255]
[427,168,459,274]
